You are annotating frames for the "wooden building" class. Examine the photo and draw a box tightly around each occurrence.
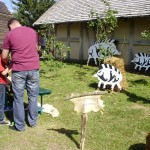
[0,1,12,46]
[34,0,150,65]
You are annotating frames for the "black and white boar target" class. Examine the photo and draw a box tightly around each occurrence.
[87,39,121,65]
[93,64,123,90]
[131,53,150,71]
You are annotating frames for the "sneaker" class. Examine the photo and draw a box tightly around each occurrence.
[29,125,36,128]
[0,120,10,125]
[9,125,25,132]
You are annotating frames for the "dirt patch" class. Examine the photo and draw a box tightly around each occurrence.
[131,103,150,111]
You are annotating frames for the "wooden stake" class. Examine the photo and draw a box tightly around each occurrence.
[146,132,150,150]
[80,113,87,150]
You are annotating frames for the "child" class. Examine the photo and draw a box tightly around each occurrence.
[0,48,12,125]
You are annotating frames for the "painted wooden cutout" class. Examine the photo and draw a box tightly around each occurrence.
[87,39,121,65]
[93,64,122,90]
[131,52,150,71]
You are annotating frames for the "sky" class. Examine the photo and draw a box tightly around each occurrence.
[0,0,59,12]
[0,0,15,12]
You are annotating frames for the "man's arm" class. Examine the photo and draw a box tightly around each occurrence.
[2,49,9,65]
[1,67,9,76]
[1,65,12,84]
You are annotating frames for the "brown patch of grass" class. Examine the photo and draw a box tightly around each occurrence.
[131,103,150,111]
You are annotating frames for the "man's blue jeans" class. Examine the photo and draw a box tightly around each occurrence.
[12,70,39,131]
[0,84,5,121]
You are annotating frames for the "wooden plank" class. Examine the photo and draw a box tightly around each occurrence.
[129,19,134,62]
[79,23,83,60]
[133,40,150,46]
[57,37,80,42]
[67,23,71,59]
[114,39,150,46]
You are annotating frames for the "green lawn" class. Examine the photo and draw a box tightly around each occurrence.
[0,59,150,150]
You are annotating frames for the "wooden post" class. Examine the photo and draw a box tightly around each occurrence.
[146,132,150,150]
[80,113,87,150]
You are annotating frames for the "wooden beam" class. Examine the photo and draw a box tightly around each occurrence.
[79,23,83,60]
[57,37,80,42]
[114,39,150,46]
[129,19,134,62]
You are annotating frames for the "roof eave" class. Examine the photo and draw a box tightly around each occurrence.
[34,14,150,26]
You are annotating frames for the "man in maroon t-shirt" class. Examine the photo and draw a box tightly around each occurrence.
[2,18,40,131]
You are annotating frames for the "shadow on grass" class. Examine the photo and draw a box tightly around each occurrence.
[89,82,98,89]
[47,128,80,149]
[89,82,112,92]
[127,69,150,77]
[129,79,148,86]
[128,143,145,150]
[124,78,150,104]
[5,110,14,123]
[5,102,29,125]
[125,90,150,104]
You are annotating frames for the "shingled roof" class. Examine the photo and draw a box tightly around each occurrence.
[0,1,11,16]
[34,0,150,25]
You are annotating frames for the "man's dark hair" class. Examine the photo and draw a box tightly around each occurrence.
[7,18,20,30]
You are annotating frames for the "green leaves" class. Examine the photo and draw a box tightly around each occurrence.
[87,0,118,62]
[141,30,150,39]
[88,1,118,42]
[12,0,55,27]
[55,42,71,61]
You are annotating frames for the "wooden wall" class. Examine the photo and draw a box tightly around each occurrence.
[55,17,150,65]
[114,17,150,65]
[0,14,10,46]
[0,1,12,47]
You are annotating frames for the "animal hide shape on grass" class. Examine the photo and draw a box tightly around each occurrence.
[70,95,105,114]
[37,103,59,117]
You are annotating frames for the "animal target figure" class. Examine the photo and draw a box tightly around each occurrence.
[131,53,150,71]
[93,64,123,91]
[87,39,121,65]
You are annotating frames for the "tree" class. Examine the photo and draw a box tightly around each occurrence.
[11,0,71,61]
[11,0,55,27]
[87,0,118,63]
[88,0,118,42]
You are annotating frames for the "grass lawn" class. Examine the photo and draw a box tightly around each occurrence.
[0,59,150,150]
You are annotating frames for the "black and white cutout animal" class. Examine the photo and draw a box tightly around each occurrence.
[93,64,123,90]
[87,39,121,65]
[131,53,150,71]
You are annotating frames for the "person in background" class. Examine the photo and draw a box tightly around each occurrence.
[0,48,11,125]
[40,36,46,50]
[2,18,40,131]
